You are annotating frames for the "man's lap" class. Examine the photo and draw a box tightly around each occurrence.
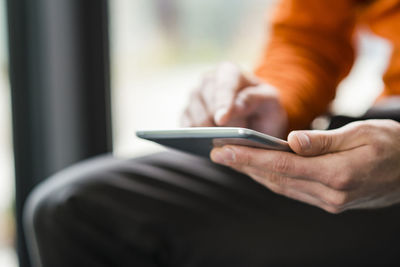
[25,149,400,266]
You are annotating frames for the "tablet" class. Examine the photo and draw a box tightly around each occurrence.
[136,127,291,157]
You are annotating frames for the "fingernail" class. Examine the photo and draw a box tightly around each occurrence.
[211,147,235,164]
[296,132,311,150]
[214,108,228,124]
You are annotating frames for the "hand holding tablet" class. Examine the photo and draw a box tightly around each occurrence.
[136,127,291,157]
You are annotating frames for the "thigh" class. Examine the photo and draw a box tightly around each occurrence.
[27,150,400,266]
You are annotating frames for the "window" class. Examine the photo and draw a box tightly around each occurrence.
[0,1,17,266]
[109,0,388,157]
[109,0,278,157]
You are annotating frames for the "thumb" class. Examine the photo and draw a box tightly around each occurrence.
[287,121,372,156]
[287,130,344,156]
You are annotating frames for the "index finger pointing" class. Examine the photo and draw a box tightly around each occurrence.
[213,63,249,125]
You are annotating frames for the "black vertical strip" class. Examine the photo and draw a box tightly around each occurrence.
[6,0,112,266]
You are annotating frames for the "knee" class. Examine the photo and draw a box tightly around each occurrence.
[23,169,95,267]
[24,178,83,239]
[23,155,118,247]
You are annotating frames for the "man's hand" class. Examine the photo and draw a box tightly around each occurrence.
[181,62,288,138]
[210,119,400,214]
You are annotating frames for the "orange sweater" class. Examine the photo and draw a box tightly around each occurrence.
[255,0,400,130]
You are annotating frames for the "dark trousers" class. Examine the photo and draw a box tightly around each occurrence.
[24,112,400,267]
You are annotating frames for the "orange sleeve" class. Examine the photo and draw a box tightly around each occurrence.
[255,0,357,130]
[381,48,400,98]
[362,0,400,100]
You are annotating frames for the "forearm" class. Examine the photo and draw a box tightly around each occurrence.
[255,0,356,130]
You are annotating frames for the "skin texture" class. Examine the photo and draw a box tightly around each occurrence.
[210,119,400,214]
[181,62,288,139]
[182,62,400,214]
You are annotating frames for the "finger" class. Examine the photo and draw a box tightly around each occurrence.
[219,116,248,128]
[180,111,191,127]
[233,85,287,136]
[181,87,214,127]
[262,179,333,212]
[245,170,342,213]
[212,62,251,125]
[287,120,377,156]
[214,144,373,192]
[188,91,215,127]
[210,146,319,179]
[233,164,351,212]
[234,84,279,114]
[210,145,350,189]
[222,85,278,120]
[199,71,217,114]
[181,109,215,127]
[216,85,281,128]
[210,86,268,128]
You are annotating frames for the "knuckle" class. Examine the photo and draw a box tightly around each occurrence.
[381,123,399,138]
[271,155,293,174]
[369,143,385,158]
[236,150,251,166]
[257,84,279,96]
[329,173,352,190]
[319,135,333,153]
[324,206,343,214]
[327,163,355,190]
[324,191,349,208]
[216,62,243,86]
[354,121,376,137]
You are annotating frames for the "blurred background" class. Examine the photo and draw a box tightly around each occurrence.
[0,0,391,266]
[110,0,391,157]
